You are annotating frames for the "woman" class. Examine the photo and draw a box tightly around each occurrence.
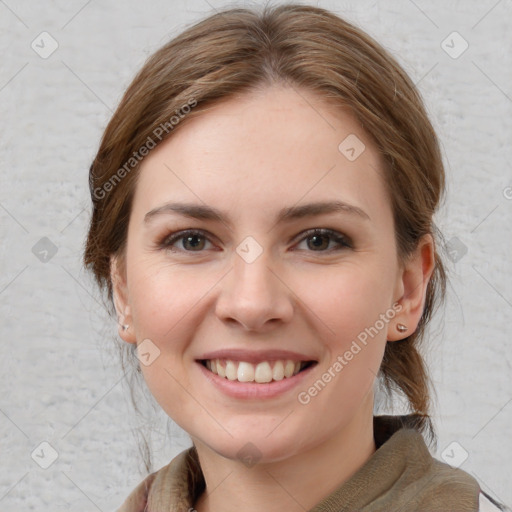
[84,4,509,511]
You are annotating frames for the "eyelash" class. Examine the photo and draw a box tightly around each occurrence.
[158,228,352,254]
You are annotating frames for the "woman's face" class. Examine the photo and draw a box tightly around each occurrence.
[113,85,412,463]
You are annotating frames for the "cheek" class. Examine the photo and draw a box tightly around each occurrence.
[128,260,212,342]
[294,265,393,399]
[126,261,219,415]
[296,263,394,346]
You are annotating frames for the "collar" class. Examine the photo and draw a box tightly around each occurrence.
[119,414,481,511]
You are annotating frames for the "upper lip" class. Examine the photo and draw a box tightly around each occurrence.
[197,349,317,364]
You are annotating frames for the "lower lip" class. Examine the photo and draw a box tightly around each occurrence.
[196,361,316,399]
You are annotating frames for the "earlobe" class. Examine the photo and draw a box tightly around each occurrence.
[388,234,435,342]
[110,255,137,345]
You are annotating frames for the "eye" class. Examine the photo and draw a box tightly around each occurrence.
[158,227,352,254]
[159,229,215,252]
[294,228,352,252]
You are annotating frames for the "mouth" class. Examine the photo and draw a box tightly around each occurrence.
[198,358,317,384]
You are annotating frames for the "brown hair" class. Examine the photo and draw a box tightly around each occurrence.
[84,2,446,471]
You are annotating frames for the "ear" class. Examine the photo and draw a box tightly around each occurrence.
[110,254,137,344]
[388,234,435,341]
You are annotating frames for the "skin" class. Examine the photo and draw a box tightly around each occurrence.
[111,84,435,512]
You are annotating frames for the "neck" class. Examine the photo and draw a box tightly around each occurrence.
[193,398,376,512]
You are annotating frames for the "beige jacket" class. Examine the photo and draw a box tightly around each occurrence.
[118,415,506,511]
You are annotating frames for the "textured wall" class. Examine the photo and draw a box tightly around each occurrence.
[0,0,510,510]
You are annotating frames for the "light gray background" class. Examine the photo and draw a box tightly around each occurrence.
[0,0,511,510]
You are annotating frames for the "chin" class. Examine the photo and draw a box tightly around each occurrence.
[194,424,312,466]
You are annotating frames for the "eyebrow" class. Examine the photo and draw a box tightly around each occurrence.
[144,200,370,226]
[144,201,370,225]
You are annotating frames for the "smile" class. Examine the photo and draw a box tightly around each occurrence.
[200,359,316,383]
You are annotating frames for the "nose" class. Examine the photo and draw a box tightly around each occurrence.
[215,250,294,332]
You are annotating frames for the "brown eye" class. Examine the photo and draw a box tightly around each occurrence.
[181,233,206,251]
[295,229,352,252]
[307,233,330,251]
[161,230,213,252]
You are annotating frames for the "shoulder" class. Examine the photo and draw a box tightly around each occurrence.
[116,470,158,512]
[428,457,509,512]
[116,448,198,512]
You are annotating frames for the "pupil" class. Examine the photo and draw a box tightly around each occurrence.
[310,234,328,250]
[185,235,203,250]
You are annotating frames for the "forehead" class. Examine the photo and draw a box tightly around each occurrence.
[131,85,391,226]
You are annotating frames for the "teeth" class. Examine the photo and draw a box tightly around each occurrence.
[284,360,295,378]
[272,361,284,381]
[237,362,254,382]
[225,360,237,381]
[255,362,272,383]
[204,359,308,383]
[217,361,226,378]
